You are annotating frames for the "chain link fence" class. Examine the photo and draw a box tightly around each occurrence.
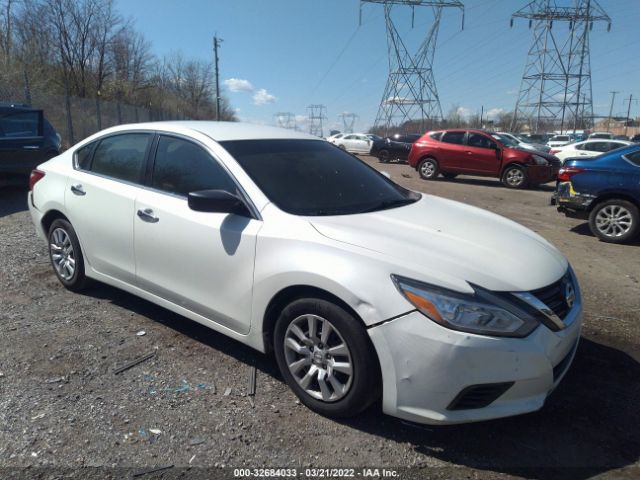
[1,76,189,150]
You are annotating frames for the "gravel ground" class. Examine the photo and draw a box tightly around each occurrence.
[0,158,639,480]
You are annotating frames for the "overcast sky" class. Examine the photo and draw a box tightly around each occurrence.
[116,0,640,133]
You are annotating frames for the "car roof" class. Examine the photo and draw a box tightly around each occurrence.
[95,121,319,142]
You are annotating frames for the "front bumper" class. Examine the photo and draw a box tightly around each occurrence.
[368,297,582,425]
[527,164,559,184]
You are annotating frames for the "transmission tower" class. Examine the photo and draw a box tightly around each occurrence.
[339,112,359,133]
[511,0,611,133]
[307,104,327,137]
[274,112,297,130]
[360,1,464,135]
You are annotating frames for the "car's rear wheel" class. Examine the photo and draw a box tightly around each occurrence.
[274,298,379,418]
[378,150,390,163]
[338,144,346,150]
[442,172,458,180]
[418,157,439,180]
[48,219,90,291]
[589,199,639,244]
[501,165,528,189]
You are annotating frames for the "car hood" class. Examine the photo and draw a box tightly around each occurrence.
[309,195,567,292]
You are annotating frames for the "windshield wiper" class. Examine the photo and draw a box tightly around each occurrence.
[357,198,416,214]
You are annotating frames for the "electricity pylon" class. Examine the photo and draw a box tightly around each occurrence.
[339,112,359,133]
[307,105,327,137]
[360,1,464,135]
[511,0,611,133]
[274,112,296,130]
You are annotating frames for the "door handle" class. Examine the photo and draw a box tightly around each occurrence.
[466,151,473,154]
[70,184,86,196]
[137,208,159,223]
[23,145,39,150]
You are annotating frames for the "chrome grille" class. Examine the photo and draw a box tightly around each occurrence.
[531,273,572,320]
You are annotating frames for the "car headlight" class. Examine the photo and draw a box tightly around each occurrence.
[531,154,549,166]
[391,275,539,337]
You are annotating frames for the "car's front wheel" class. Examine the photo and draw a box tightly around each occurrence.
[501,165,528,189]
[48,218,90,291]
[274,298,379,418]
[589,199,639,244]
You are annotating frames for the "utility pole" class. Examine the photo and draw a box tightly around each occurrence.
[307,105,327,137]
[213,35,223,121]
[606,91,618,132]
[480,105,484,128]
[624,94,634,137]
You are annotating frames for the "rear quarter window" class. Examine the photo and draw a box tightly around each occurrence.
[624,150,640,166]
[429,132,443,141]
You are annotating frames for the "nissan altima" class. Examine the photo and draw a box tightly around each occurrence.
[28,122,582,424]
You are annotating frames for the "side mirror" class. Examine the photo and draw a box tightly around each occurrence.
[188,189,251,217]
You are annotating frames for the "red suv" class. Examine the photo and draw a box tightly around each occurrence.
[408,130,560,188]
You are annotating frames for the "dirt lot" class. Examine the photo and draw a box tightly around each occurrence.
[1,157,639,479]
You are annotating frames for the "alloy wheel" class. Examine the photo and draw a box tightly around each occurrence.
[505,168,524,187]
[420,160,436,178]
[595,205,633,238]
[283,314,353,402]
[50,227,76,281]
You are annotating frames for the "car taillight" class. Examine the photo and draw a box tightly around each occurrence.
[29,169,45,191]
[557,166,585,182]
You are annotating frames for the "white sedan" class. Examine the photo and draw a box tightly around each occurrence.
[28,122,582,424]
[551,139,633,163]
[334,133,373,154]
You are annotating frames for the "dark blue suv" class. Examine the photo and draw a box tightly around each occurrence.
[0,104,61,183]
[554,144,640,244]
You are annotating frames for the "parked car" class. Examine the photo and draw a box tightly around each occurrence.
[518,133,552,145]
[0,104,61,182]
[371,133,421,163]
[614,135,630,141]
[408,129,560,188]
[547,135,573,148]
[334,133,374,154]
[588,131,614,140]
[550,139,633,163]
[496,132,551,153]
[29,121,582,424]
[631,134,640,143]
[326,132,344,145]
[554,144,640,243]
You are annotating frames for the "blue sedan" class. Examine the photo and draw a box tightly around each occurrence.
[555,144,640,244]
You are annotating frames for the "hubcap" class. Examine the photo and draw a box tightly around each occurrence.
[50,228,75,281]
[283,314,353,402]
[506,168,524,186]
[595,205,633,237]
[420,161,435,177]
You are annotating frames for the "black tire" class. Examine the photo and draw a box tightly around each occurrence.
[338,144,346,150]
[378,150,390,163]
[417,157,439,180]
[501,164,528,189]
[588,199,640,244]
[442,172,458,180]
[47,218,91,291]
[274,298,380,418]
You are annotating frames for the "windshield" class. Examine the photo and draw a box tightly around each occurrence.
[491,133,518,147]
[221,139,419,216]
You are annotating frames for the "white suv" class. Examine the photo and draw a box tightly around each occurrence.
[28,122,582,424]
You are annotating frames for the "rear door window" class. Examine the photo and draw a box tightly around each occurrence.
[90,133,151,184]
[151,135,237,197]
[441,131,465,145]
